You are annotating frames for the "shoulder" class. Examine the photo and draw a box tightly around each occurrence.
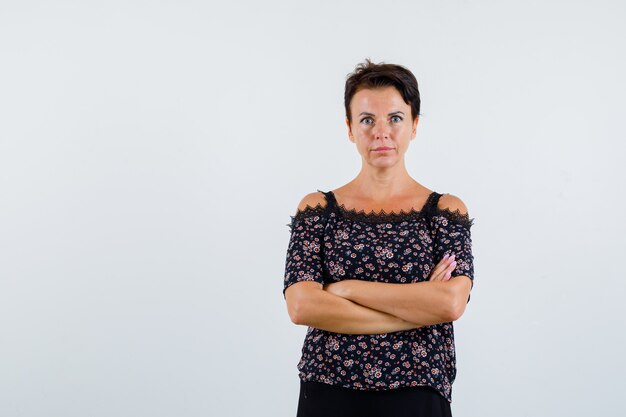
[434,193,474,229]
[436,193,469,216]
[288,191,329,231]
[296,191,328,212]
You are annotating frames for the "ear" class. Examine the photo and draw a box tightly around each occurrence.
[346,118,355,142]
[411,116,419,139]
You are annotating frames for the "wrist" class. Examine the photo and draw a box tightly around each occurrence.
[330,279,359,300]
[342,279,364,300]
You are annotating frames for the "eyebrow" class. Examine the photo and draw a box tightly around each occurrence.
[359,111,406,117]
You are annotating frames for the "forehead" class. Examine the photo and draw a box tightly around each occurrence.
[350,86,408,114]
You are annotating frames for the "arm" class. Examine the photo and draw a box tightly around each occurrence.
[324,276,472,325]
[285,281,422,334]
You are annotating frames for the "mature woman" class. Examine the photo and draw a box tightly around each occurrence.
[283,60,475,417]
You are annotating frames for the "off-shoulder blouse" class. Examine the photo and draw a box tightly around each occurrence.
[283,190,475,402]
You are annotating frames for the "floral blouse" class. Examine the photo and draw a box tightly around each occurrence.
[283,190,475,403]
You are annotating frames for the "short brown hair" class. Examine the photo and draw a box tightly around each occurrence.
[344,59,421,123]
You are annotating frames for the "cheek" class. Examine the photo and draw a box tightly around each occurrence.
[355,125,372,134]
[353,128,372,143]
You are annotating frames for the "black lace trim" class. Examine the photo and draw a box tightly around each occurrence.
[286,192,475,230]
[332,198,474,229]
[286,203,328,232]
[334,204,426,224]
[328,191,437,224]
[434,208,474,229]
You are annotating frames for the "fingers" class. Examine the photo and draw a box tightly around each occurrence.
[429,256,448,281]
[431,256,455,281]
[429,253,457,282]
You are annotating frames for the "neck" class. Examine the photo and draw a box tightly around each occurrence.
[349,161,418,201]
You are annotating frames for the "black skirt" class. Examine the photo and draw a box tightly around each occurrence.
[296,381,452,417]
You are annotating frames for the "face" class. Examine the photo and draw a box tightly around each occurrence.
[347,86,419,169]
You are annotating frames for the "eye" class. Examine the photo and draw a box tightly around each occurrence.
[360,117,374,125]
[390,115,403,123]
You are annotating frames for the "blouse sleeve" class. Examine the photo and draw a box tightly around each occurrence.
[432,212,475,303]
[283,207,329,298]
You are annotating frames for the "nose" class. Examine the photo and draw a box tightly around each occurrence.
[373,124,390,140]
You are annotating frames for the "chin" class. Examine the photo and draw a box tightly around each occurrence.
[366,158,400,168]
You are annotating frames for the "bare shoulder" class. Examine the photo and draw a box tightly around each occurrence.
[296,191,327,212]
[437,193,469,215]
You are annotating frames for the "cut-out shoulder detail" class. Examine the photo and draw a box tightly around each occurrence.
[437,194,468,215]
[297,191,328,213]
[286,191,330,232]
[436,193,474,229]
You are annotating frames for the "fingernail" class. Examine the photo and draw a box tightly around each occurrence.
[451,261,457,268]
[449,254,455,260]
[443,254,449,260]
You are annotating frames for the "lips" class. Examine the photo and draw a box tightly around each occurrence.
[372,147,394,151]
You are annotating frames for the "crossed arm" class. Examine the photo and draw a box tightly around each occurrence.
[284,192,473,335]
[284,254,472,335]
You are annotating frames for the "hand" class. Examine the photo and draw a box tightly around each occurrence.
[428,254,457,282]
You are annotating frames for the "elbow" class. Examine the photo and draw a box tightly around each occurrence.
[447,298,467,322]
[288,297,308,325]
[286,286,316,325]
[443,286,468,322]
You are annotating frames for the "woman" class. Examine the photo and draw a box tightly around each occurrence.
[283,59,474,417]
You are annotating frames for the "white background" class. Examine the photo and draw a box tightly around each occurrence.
[1,1,625,416]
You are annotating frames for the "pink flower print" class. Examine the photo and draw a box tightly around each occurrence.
[285,200,472,402]
[326,337,340,351]
[303,239,320,254]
